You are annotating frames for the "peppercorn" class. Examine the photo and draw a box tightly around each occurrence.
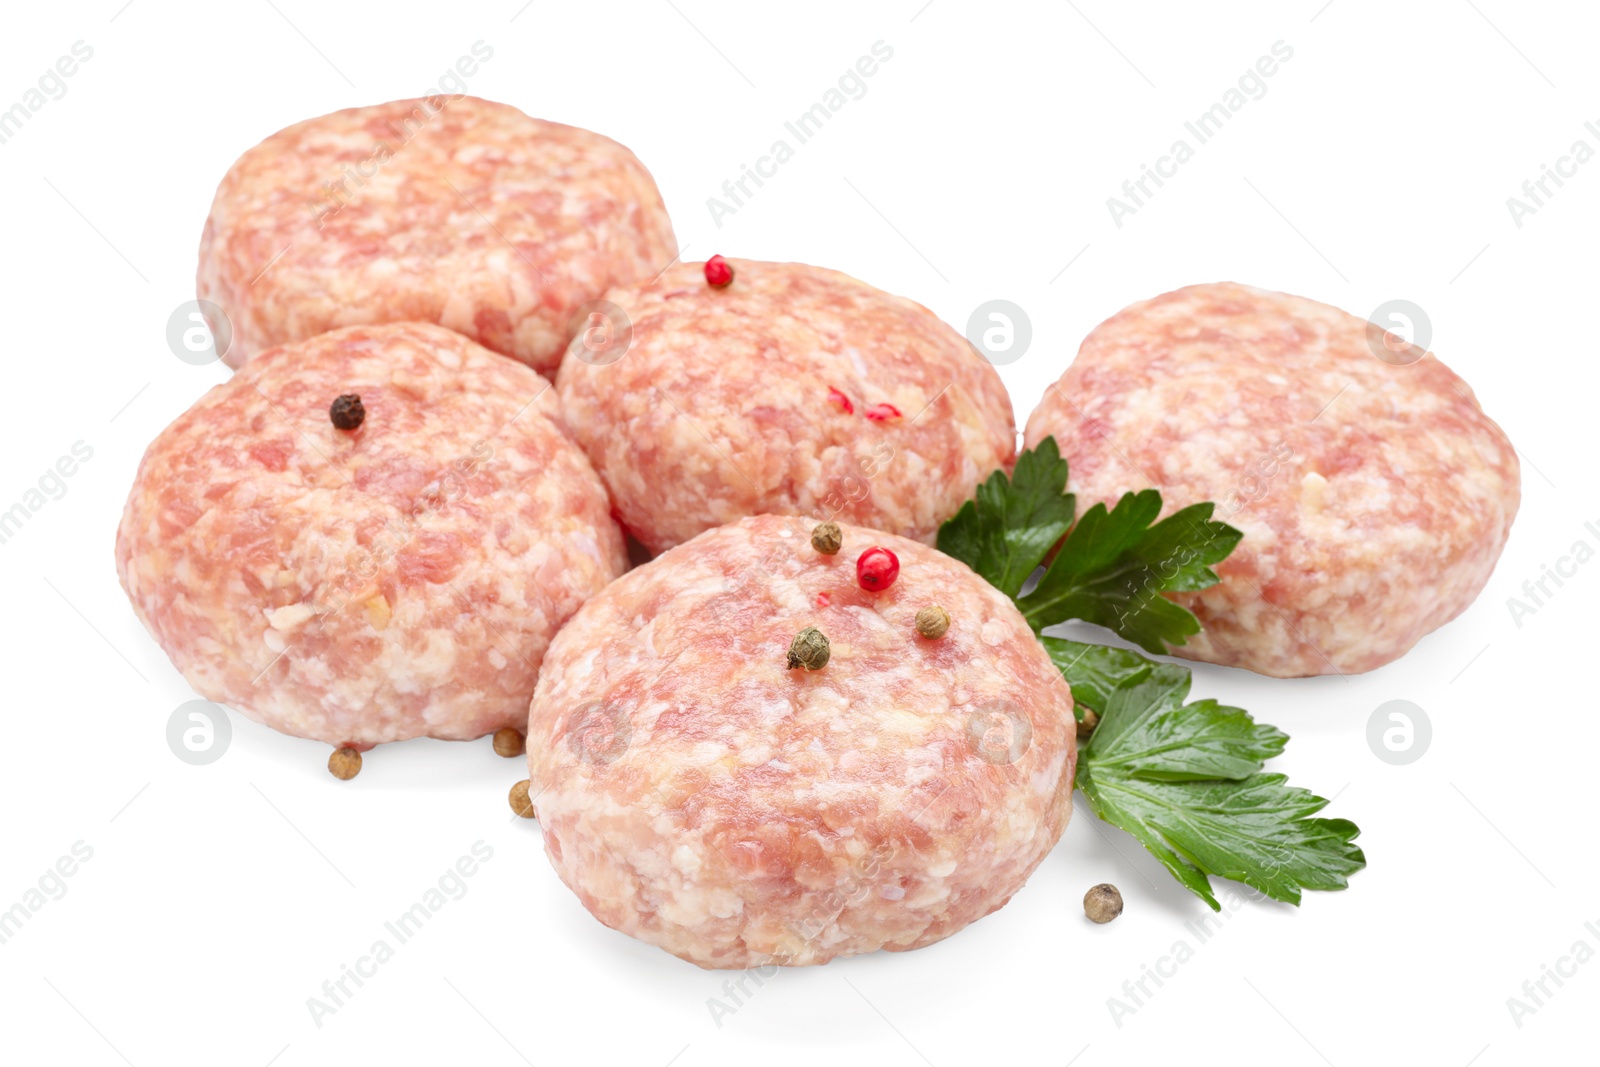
[1077,707,1100,740]
[509,779,536,819]
[856,546,900,592]
[915,604,950,639]
[1084,883,1123,924]
[811,521,842,555]
[704,255,734,288]
[329,393,365,431]
[492,727,525,758]
[328,746,362,780]
[787,626,830,670]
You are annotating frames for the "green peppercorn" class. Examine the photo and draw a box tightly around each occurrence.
[509,779,536,819]
[1084,883,1123,923]
[787,626,830,670]
[811,522,842,555]
[328,746,362,780]
[915,604,951,639]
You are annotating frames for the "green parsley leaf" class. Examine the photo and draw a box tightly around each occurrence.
[1075,768,1366,910]
[937,437,1075,599]
[937,435,1240,653]
[1042,636,1155,720]
[1048,637,1363,909]
[1019,493,1242,654]
[1048,637,1287,780]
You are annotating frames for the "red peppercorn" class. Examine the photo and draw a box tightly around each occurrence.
[863,403,902,423]
[704,255,734,288]
[856,547,899,592]
[827,387,854,414]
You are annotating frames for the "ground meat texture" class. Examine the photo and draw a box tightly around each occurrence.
[526,516,1076,968]
[197,96,677,376]
[554,260,1016,554]
[1024,282,1520,677]
[116,322,626,746]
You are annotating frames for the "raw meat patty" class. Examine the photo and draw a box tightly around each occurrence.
[526,515,1076,968]
[116,322,627,746]
[1025,282,1520,677]
[555,260,1016,554]
[198,96,677,375]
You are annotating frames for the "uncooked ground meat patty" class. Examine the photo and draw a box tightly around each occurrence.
[116,322,626,746]
[554,260,1016,554]
[198,96,677,375]
[526,516,1076,968]
[1024,282,1520,677]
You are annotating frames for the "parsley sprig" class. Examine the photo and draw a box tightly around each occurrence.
[939,439,1364,910]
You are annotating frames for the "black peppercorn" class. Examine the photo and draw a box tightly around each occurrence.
[330,393,365,431]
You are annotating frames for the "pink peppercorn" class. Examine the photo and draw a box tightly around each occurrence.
[704,255,734,288]
[856,547,899,592]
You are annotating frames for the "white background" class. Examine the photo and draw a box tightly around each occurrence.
[0,1,1594,1064]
